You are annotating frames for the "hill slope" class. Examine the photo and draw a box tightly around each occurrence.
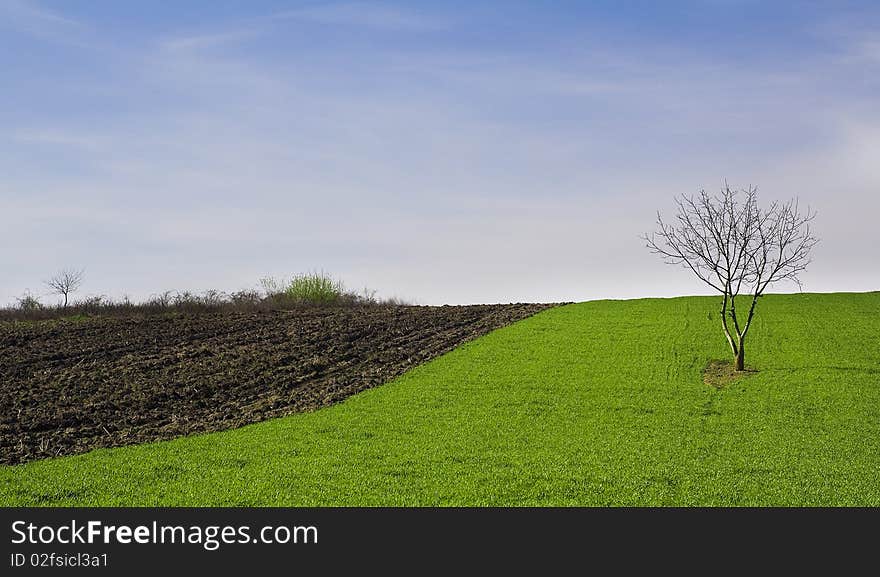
[2,292,879,506]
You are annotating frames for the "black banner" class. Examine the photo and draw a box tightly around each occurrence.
[0,508,874,572]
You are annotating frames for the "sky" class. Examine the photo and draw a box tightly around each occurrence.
[1,0,878,305]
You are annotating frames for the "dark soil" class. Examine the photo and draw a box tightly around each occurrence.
[702,358,757,389]
[0,304,552,465]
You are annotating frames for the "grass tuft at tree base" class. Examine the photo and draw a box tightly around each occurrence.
[702,359,758,389]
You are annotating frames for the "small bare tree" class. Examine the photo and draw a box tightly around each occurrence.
[45,268,84,308]
[644,185,817,371]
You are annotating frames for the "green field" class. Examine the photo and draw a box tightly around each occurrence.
[2,292,878,506]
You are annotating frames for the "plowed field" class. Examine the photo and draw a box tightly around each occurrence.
[0,304,551,464]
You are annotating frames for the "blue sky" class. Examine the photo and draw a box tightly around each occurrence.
[2,0,879,305]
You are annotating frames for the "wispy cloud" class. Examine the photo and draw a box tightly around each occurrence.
[0,0,78,26]
[855,39,880,63]
[273,2,444,31]
[158,28,260,54]
[806,5,880,64]
[12,128,104,150]
[156,2,443,56]
[0,0,87,44]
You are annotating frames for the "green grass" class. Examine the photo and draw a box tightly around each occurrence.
[2,292,879,506]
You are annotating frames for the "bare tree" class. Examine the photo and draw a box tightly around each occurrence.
[45,268,84,308]
[644,185,817,371]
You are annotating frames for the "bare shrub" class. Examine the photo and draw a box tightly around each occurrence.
[16,291,43,312]
[3,274,405,321]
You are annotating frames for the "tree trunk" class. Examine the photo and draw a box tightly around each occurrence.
[720,292,737,356]
[735,340,745,371]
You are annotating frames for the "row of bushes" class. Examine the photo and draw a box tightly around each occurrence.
[2,273,407,322]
